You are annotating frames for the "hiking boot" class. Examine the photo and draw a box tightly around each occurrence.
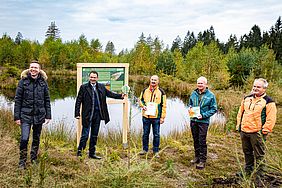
[255,176,264,188]
[153,152,160,158]
[196,162,205,170]
[236,170,252,178]
[190,157,200,164]
[139,150,148,155]
[31,159,39,165]
[89,154,102,160]
[18,162,26,170]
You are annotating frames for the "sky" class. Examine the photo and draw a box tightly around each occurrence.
[0,0,281,52]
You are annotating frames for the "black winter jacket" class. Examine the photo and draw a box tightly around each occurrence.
[74,82,123,126]
[14,70,52,125]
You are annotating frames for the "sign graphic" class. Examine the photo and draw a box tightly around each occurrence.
[82,67,125,92]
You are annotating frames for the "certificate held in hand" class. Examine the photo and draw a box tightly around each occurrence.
[189,106,201,118]
[145,102,157,116]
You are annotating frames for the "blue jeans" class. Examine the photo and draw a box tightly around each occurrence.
[78,111,101,155]
[19,122,43,164]
[190,121,209,162]
[142,117,160,153]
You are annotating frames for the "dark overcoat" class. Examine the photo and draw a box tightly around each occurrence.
[14,70,52,125]
[74,82,123,127]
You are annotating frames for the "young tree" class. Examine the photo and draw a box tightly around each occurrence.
[129,42,153,74]
[173,49,185,80]
[0,34,15,66]
[185,41,229,88]
[227,48,257,87]
[156,49,175,75]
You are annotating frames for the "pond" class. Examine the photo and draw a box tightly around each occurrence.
[0,76,225,136]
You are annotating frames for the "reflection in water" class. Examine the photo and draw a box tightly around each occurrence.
[0,93,190,136]
[0,76,226,136]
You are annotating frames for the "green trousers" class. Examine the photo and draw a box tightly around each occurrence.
[240,131,267,177]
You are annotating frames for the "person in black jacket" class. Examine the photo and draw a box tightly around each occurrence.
[75,70,125,159]
[14,60,51,169]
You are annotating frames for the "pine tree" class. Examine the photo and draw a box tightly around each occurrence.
[171,35,182,52]
[105,41,115,55]
[15,32,23,45]
[45,21,60,39]
[182,31,197,56]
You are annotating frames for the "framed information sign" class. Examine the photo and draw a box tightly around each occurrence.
[76,63,129,147]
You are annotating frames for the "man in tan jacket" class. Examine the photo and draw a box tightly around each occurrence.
[237,78,277,184]
[139,75,167,158]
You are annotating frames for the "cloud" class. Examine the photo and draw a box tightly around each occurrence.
[0,0,281,52]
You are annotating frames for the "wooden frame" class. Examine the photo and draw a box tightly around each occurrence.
[76,63,129,148]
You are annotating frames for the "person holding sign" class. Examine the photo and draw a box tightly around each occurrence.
[139,75,167,158]
[188,76,217,169]
[75,71,125,159]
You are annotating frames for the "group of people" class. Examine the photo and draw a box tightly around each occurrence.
[14,61,277,184]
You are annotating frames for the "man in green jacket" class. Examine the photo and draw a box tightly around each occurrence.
[188,76,217,169]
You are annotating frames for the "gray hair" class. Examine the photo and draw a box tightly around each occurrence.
[254,78,268,88]
[197,76,208,84]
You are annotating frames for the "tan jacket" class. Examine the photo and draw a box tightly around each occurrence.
[139,86,167,119]
[236,93,277,134]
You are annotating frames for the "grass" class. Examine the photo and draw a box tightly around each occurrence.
[0,103,281,187]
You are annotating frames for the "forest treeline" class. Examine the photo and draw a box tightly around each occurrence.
[0,17,282,89]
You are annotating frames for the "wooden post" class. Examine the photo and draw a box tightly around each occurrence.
[122,96,129,148]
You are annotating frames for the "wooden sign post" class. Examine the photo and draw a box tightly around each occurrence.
[76,63,129,148]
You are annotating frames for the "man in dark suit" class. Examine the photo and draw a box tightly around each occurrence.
[75,71,125,159]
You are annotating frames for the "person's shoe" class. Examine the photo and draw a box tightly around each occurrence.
[255,176,264,188]
[77,150,82,157]
[153,152,160,158]
[235,171,243,178]
[18,162,26,170]
[190,158,200,164]
[236,170,252,178]
[31,159,39,165]
[139,150,148,155]
[89,154,102,160]
[196,162,205,170]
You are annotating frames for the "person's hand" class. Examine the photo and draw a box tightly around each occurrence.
[142,106,147,111]
[197,114,202,119]
[44,119,51,125]
[121,94,127,98]
[160,118,165,124]
[75,116,80,119]
[15,120,21,125]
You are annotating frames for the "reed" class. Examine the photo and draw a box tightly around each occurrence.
[0,106,281,187]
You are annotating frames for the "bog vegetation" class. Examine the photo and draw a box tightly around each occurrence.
[0,94,281,187]
[0,16,282,187]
